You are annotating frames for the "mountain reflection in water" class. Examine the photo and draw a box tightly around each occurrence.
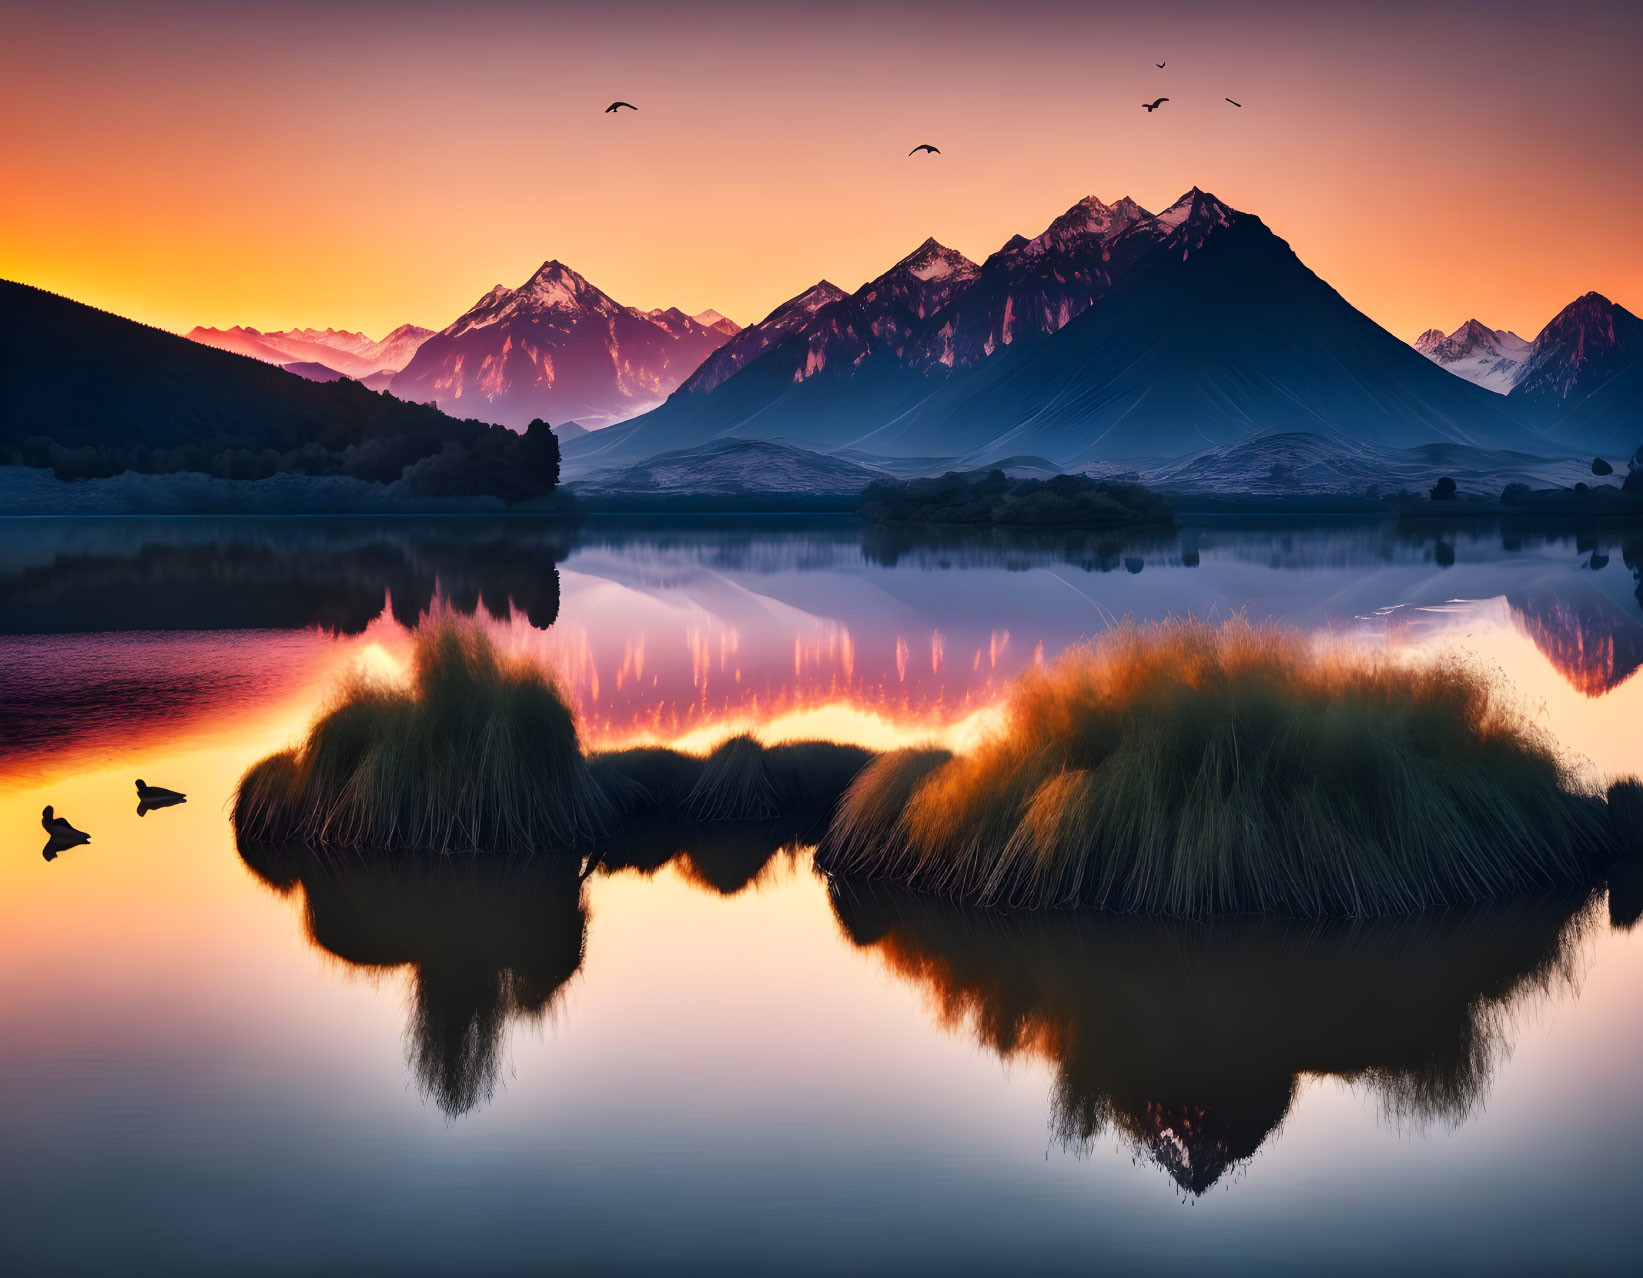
[828,879,1602,1196]
[5,516,1642,779]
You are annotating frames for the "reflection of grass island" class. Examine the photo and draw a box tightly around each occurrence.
[817,619,1626,917]
[239,840,589,1116]
[829,877,1600,1195]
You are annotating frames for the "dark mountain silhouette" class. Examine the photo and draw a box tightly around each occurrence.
[0,280,557,497]
[579,189,1549,469]
[1508,292,1643,455]
[390,261,738,428]
[856,191,1550,464]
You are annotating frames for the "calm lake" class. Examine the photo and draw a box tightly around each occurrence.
[3,515,1641,1275]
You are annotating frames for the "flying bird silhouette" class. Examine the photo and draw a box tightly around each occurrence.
[41,805,89,844]
[604,101,637,113]
[908,144,940,155]
[1143,98,1169,112]
[1226,98,1243,107]
[1156,62,1166,68]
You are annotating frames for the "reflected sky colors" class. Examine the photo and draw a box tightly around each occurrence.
[2,516,1642,1273]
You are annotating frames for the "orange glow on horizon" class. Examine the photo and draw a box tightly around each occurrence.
[2,2,1640,347]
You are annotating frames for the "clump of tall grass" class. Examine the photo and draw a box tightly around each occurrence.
[234,614,613,853]
[818,619,1617,917]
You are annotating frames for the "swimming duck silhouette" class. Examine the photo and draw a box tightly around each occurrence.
[136,779,188,816]
[41,806,90,844]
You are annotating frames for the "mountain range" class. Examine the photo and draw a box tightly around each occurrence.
[571,188,1623,471]
[187,323,434,381]
[174,187,1640,474]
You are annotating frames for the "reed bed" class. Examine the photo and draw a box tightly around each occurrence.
[817,619,1617,918]
[590,735,872,826]
[234,615,613,853]
[235,614,875,856]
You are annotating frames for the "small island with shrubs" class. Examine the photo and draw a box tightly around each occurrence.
[235,612,1642,923]
[859,469,1174,527]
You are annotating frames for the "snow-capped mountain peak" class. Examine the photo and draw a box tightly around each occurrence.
[390,258,738,428]
[507,260,620,318]
[1021,194,1151,256]
[1146,187,1236,236]
[890,238,977,283]
[1412,317,1532,394]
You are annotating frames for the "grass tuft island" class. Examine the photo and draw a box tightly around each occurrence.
[815,619,1627,917]
[236,614,1637,920]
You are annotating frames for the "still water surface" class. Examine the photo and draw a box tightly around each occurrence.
[2,516,1640,1275]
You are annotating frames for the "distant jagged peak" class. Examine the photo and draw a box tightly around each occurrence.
[692,308,731,327]
[1147,186,1239,234]
[1419,318,1531,361]
[1535,293,1640,361]
[441,283,516,338]
[884,236,979,283]
[674,279,851,396]
[379,322,435,343]
[275,325,373,347]
[1535,291,1635,343]
[751,279,848,328]
[1411,317,1534,395]
[788,279,848,312]
[509,259,620,316]
[640,304,696,327]
[1022,193,1152,256]
[1512,290,1643,404]
[469,284,514,313]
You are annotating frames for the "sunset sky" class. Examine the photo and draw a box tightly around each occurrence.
[4,0,1639,343]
